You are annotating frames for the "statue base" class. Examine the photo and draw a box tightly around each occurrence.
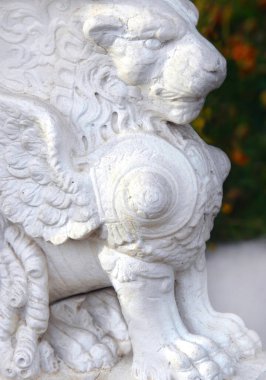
[13,352,266,380]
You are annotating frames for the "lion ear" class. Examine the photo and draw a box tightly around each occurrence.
[83,15,125,49]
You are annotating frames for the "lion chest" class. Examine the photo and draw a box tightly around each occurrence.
[36,126,229,297]
[89,127,229,269]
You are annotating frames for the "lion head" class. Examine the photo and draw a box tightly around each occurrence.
[81,0,227,125]
[0,0,226,132]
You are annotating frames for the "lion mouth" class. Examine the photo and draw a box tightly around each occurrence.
[150,88,206,124]
[155,89,204,104]
[170,96,203,103]
[168,96,205,110]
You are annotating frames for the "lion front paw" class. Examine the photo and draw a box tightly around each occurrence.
[132,341,224,380]
[132,351,199,380]
[219,312,262,358]
[185,311,262,361]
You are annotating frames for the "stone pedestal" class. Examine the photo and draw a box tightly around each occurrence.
[108,354,266,380]
[15,353,266,380]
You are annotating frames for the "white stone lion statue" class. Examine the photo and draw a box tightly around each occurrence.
[0,0,261,379]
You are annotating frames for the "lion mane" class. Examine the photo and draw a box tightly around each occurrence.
[0,0,157,153]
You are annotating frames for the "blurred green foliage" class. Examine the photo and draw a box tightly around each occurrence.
[193,0,266,241]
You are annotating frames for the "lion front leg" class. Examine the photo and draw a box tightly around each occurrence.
[99,247,226,380]
[175,248,262,363]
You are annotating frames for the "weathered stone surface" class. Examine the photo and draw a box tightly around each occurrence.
[5,353,264,380]
[232,353,266,380]
[0,0,263,379]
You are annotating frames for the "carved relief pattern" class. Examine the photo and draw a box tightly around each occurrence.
[0,90,100,245]
[0,1,262,380]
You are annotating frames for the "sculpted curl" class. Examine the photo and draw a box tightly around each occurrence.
[0,1,262,380]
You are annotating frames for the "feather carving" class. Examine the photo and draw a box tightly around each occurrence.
[0,88,101,245]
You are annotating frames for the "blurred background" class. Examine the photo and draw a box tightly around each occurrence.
[193,0,266,242]
[192,0,266,349]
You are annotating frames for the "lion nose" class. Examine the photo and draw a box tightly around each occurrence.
[203,56,226,75]
[201,52,227,89]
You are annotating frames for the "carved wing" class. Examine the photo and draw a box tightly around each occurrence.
[0,89,100,245]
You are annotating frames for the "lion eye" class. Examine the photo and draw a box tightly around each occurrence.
[144,38,163,50]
